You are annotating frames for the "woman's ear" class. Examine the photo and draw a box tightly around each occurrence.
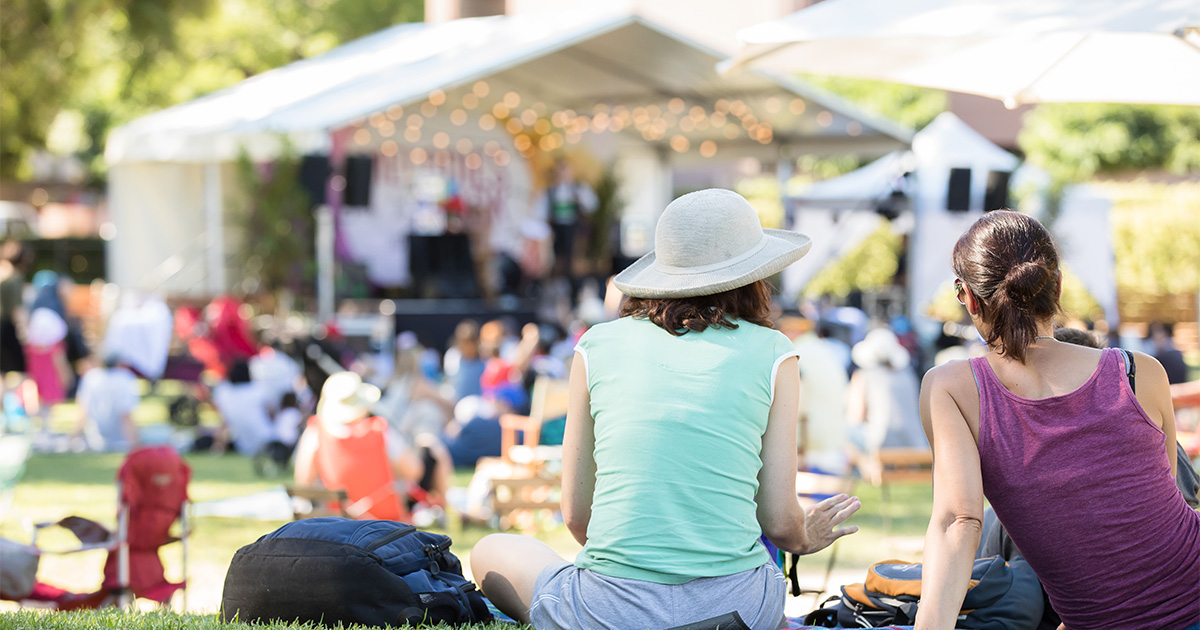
[964,287,980,317]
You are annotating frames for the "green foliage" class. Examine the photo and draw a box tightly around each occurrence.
[0,0,214,179]
[803,220,901,299]
[586,165,624,261]
[1,0,422,181]
[1019,104,1200,184]
[233,140,315,296]
[800,75,947,130]
[1103,181,1200,295]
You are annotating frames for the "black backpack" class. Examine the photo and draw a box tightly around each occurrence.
[221,518,492,627]
[805,556,1043,629]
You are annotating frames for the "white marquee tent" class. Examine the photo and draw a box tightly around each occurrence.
[784,113,1116,332]
[105,7,912,300]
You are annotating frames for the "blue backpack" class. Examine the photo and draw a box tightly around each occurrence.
[221,518,492,627]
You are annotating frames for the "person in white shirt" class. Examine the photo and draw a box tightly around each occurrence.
[211,360,276,457]
[73,354,141,451]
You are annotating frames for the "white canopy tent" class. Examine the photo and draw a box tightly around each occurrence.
[106,7,911,300]
[726,0,1200,108]
[784,113,1116,331]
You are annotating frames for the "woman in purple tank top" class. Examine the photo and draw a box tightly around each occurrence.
[915,211,1200,630]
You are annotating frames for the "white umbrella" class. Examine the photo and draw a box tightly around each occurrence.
[725,0,1200,107]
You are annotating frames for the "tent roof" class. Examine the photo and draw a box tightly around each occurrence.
[794,112,1018,206]
[106,8,912,165]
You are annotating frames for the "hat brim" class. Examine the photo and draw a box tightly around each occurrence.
[613,229,812,299]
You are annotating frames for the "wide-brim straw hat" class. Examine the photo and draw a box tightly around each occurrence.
[317,371,381,426]
[613,189,811,299]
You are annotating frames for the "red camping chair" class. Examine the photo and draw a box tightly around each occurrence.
[12,446,191,610]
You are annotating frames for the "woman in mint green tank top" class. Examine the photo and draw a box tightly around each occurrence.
[471,189,861,630]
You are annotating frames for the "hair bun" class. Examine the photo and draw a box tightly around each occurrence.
[1003,261,1051,305]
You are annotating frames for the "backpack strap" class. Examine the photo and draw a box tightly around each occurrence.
[1119,349,1136,394]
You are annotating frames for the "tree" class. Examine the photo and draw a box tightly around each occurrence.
[1,0,422,182]
[1019,104,1200,184]
[799,75,947,130]
[233,141,314,298]
[0,0,213,179]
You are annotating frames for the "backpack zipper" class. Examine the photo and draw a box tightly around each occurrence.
[364,524,417,552]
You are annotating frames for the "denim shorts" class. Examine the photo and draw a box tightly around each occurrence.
[529,560,786,630]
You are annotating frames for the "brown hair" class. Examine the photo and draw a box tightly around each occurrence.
[952,210,1061,363]
[619,279,774,336]
[1053,327,1101,349]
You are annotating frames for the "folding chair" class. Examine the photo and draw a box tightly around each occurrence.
[855,446,933,532]
[482,376,570,530]
[21,446,191,610]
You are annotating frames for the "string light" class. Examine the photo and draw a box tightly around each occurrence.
[538,136,554,151]
[369,113,386,128]
[699,140,717,158]
[679,118,696,132]
[462,93,479,110]
[534,119,552,135]
[711,112,727,127]
[473,81,490,97]
[670,135,690,152]
[789,99,806,115]
[494,150,510,166]
[404,127,421,142]
[456,138,473,154]
[428,90,446,106]
[465,153,482,170]
[379,121,395,137]
[432,132,450,149]
[817,111,833,127]
[421,102,437,117]
[846,121,863,136]
[492,103,510,118]
[407,114,423,128]
[505,118,523,134]
[386,105,404,120]
[478,114,496,131]
[483,141,500,156]
[513,135,532,151]
[668,98,685,114]
[354,129,372,145]
[381,140,399,157]
[450,109,468,126]
[520,109,538,126]
[410,148,427,165]
[764,97,782,113]
[503,91,521,108]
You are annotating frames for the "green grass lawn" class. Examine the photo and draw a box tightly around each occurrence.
[1,386,935,627]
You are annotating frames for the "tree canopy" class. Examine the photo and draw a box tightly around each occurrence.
[1,0,422,181]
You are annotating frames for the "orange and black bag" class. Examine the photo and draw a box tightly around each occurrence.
[806,557,1043,629]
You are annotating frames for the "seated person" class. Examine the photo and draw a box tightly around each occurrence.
[917,212,1198,630]
[211,360,275,457]
[442,383,529,468]
[294,371,448,520]
[72,353,140,451]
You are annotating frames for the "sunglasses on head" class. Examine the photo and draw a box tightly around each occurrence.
[955,278,967,305]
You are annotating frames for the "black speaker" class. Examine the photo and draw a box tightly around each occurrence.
[299,155,332,206]
[985,170,1011,212]
[947,168,971,212]
[345,156,373,206]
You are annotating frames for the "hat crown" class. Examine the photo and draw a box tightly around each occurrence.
[654,189,764,269]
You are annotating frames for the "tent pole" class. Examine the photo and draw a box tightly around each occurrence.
[319,128,351,323]
[204,163,226,296]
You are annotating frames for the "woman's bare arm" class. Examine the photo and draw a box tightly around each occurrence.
[915,365,985,630]
[561,354,596,546]
[757,357,860,554]
[1130,351,1179,479]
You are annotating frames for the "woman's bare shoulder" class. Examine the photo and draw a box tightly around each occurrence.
[921,358,979,395]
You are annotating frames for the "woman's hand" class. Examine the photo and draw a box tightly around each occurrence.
[801,493,861,554]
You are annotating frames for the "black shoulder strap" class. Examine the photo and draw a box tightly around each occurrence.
[1120,349,1136,394]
